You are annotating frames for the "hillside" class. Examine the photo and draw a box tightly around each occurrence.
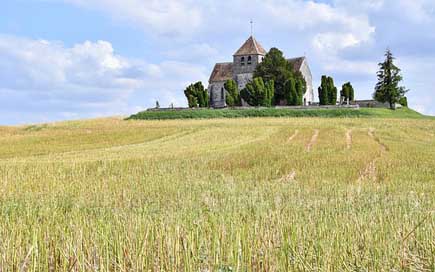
[0,117,434,270]
[128,107,429,120]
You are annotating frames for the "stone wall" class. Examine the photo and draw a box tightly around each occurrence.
[208,81,226,108]
[235,73,253,91]
[232,55,262,76]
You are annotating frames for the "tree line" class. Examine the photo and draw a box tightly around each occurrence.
[183,47,408,110]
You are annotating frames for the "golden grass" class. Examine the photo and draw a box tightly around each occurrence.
[0,117,434,271]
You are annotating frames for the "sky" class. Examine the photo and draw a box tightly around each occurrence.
[1,0,435,125]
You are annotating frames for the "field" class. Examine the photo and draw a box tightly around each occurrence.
[0,116,434,271]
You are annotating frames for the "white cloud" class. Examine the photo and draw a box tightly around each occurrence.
[164,43,219,61]
[64,0,202,36]
[0,35,207,124]
[323,58,378,75]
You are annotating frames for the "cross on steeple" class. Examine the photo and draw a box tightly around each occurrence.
[250,20,254,36]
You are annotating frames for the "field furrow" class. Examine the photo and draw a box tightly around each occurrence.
[0,117,434,271]
[306,129,319,152]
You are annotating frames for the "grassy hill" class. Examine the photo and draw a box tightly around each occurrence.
[0,117,434,270]
[128,107,430,120]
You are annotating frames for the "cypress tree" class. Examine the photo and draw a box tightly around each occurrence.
[284,77,297,106]
[318,76,329,105]
[264,80,275,107]
[240,77,275,107]
[184,81,209,108]
[341,82,355,104]
[224,79,241,107]
[327,77,337,105]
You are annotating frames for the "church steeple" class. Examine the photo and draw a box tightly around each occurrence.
[233,36,267,56]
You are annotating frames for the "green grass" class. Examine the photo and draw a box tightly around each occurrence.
[0,117,434,270]
[127,107,428,120]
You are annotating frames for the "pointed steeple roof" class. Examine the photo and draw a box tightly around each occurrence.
[233,36,267,56]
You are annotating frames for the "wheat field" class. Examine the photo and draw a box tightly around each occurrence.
[0,117,434,271]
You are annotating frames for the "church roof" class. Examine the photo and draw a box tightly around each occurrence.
[234,36,267,56]
[287,57,306,71]
[209,62,233,83]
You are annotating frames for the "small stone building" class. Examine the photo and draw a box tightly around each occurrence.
[208,36,314,108]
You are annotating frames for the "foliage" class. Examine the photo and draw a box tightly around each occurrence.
[184,82,209,108]
[224,80,241,107]
[399,96,408,107]
[128,107,426,120]
[283,76,305,106]
[340,82,355,104]
[240,77,274,107]
[155,101,160,109]
[284,77,297,106]
[318,76,338,105]
[254,48,305,104]
[373,49,408,109]
[295,74,306,106]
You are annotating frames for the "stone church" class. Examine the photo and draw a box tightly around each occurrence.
[208,36,314,108]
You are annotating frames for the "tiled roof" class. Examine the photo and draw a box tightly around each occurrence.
[209,62,233,83]
[287,57,306,71]
[234,36,267,56]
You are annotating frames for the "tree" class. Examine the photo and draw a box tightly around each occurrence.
[155,101,160,109]
[399,96,408,107]
[284,77,297,106]
[318,76,337,105]
[264,80,275,107]
[327,77,337,105]
[184,81,209,108]
[340,82,355,104]
[240,77,274,107]
[295,75,306,106]
[373,49,408,109]
[224,79,241,107]
[254,48,304,104]
[318,76,328,105]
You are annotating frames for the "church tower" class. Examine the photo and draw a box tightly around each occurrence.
[232,36,267,91]
[233,36,266,74]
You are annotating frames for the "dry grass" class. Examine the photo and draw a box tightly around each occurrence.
[0,117,434,271]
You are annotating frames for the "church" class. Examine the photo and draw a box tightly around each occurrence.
[208,36,314,108]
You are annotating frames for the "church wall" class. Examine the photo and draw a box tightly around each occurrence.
[235,73,253,91]
[232,55,263,76]
[208,81,226,108]
[299,60,314,104]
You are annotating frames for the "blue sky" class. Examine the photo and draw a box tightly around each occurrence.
[1,0,435,124]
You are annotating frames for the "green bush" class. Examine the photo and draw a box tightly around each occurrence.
[184,82,209,108]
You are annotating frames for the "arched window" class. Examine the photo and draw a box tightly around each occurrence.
[247,56,252,65]
[240,57,245,66]
[221,87,225,100]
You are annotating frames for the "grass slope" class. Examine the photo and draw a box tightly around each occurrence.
[0,117,434,270]
[128,107,427,120]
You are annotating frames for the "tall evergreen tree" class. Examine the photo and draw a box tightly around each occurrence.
[373,49,408,109]
[240,77,275,107]
[295,76,306,106]
[254,48,305,104]
[318,75,337,105]
[184,81,209,108]
[318,76,329,105]
[327,77,338,105]
[264,80,275,107]
[284,77,297,106]
[340,82,355,104]
[224,79,241,107]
